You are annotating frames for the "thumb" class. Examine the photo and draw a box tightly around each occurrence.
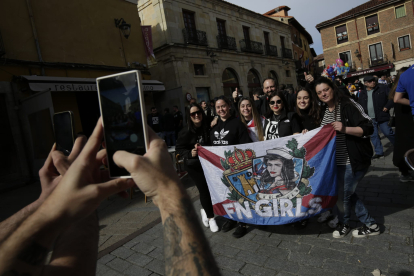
[97,178,135,200]
[304,72,307,77]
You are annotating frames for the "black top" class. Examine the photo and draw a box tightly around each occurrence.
[210,116,251,146]
[298,108,320,131]
[358,84,394,123]
[147,113,162,133]
[176,125,211,167]
[263,109,302,140]
[162,112,175,131]
[173,111,183,130]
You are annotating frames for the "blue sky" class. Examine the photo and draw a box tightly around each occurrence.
[225,0,367,55]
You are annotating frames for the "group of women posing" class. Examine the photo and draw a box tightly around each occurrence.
[176,77,379,239]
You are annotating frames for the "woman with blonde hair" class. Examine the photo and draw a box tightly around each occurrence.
[238,96,265,142]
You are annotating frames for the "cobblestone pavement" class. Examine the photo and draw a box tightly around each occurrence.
[97,141,414,276]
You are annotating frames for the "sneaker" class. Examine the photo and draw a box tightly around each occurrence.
[352,224,380,238]
[371,154,384,160]
[328,216,339,229]
[399,174,414,183]
[200,209,209,228]
[209,218,219,232]
[221,219,237,232]
[333,224,351,238]
[232,223,247,238]
[293,219,308,230]
[317,210,332,223]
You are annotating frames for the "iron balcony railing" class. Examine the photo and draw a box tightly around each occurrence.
[281,47,293,59]
[264,44,278,57]
[182,28,208,46]
[369,54,388,67]
[240,39,263,54]
[217,35,237,50]
[0,32,5,57]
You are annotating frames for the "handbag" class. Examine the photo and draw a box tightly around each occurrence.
[388,109,395,127]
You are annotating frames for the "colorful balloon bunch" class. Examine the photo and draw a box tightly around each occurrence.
[321,59,350,81]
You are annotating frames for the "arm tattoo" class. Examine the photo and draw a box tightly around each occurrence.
[18,242,48,266]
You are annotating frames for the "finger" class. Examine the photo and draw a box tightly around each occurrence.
[68,135,87,163]
[39,143,57,179]
[146,126,165,150]
[52,150,71,175]
[113,150,142,172]
[97,178,135,200]
[304,72,307,77]
[102,141,106,149]
[79,118,104,162]
[96,149,107,166]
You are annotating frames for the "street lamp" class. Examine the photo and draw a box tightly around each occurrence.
[114,18,131,39]
[354,49,362,61]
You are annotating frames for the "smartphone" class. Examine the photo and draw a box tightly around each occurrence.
[53,111,75,156]
[96,70,148,178]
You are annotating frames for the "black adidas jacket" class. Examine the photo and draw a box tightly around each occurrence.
[210,116,251,146]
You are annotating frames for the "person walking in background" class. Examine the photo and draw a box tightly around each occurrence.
[175,103,219,232]
[394,64,414,121]
[378,75,388,85]
[173,105,183,140]
[200,100,214,124]
[389,67,414,182]
[162,108,176,147]
[147,107,163,139]
[358,75,395,160]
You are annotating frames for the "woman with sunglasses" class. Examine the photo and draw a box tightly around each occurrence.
[238,97,265,142]
[295,87,321,134]
[211,96,252,238]
[175,103,219,232]
[264,91,302,140]
[314,77,379,239]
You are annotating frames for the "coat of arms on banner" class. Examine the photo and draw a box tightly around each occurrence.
[220,138,314,208]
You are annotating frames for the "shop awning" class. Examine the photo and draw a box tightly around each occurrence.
[346,64,394,78]
[21,75,165,92]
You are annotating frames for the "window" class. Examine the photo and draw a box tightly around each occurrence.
[398,35,411,51]
[216,19,226,37]
[242,26,250,41]
[366,14,380,35]
[264,32,270,47]
[194,64,205,75]
[280,36,286,48]
[286,70,291,77]
[395,5,406,18]
[336,25,348,44]
[183,10,196,32]
[369,43,383,66]
[339,51,352,66]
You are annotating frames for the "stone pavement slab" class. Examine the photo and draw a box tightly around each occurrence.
[97,141,414,276]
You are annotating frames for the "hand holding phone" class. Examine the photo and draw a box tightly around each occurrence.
[53,111,75,156]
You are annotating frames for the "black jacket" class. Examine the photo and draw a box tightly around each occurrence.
[176,126,211,168]
[162,112,175,131]
[298,109,320,131]
[210,116,251,146]
[263,109,302,140]
[358,84,394,123]
[321,99,374,172]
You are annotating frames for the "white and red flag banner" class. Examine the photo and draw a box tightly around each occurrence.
[198,125,338,225]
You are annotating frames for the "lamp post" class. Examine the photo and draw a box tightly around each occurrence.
[114,18,131,67]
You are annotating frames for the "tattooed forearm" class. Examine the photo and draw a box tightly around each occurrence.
[161,196,221,276]
[18,242,48,266]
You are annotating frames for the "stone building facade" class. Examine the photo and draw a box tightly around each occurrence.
[138,0,296,111]
[316,0,414,79]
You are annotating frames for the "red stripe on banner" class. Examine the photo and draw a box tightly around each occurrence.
[301,194,338,209]
[303,125,336,162]
[213,199,234,216]
[198,146,225,171]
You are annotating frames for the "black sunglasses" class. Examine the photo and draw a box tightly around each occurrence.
[190,110,202,117]
[269,100,282,105]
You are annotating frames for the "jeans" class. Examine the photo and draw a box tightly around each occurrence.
[336,165,376,226]
[370,119,395,155]
[163,131,176,146]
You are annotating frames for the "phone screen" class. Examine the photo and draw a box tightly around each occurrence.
[98,72,146,177]
[54,112,74,156]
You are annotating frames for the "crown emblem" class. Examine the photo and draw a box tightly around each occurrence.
[226,147,255,171]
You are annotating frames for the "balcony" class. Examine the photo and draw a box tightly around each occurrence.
[0,32,5,57]
[217,35,237,51]
[264,45,278,57]
[182,28,208,46]
[369,54,388,67]
[240,39,263,54]
[281,47,293,59]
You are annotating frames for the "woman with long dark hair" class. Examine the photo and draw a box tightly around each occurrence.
[210,96,252,238]
[314,77,379,238]
[390,68,414,182]
[295,87,321,133]
[175,103,218,232]
[264,91,302,140]
[238,97,265,142]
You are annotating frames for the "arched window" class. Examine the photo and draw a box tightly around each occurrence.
[222,68,239,98]
[247,69,261,97]
[268,70,279,88]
